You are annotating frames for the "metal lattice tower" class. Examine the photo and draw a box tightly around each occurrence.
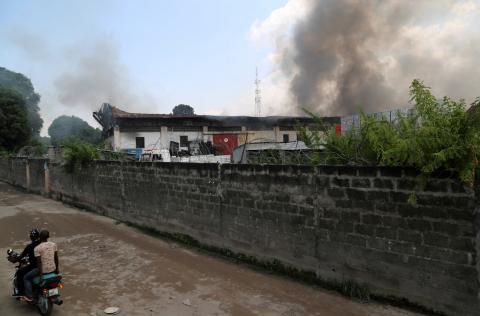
[254,67,262,117]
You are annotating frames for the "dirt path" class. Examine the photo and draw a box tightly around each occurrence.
[0,182,421,316]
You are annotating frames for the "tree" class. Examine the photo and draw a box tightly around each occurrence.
[0,67,43,135]
[0,87,30,151]
[48,115,102,145]
[172,104,194,116]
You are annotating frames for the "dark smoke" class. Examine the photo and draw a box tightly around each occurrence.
[279,0,480,116]
[287,0,415,115]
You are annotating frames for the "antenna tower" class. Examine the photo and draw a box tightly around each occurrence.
[254,67,262,117]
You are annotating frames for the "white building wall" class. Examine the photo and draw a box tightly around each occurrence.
[160,126,169,150]
[280,130,298,142]
[113,126,121,151]
[167,131,204,150]
[117,130,205,150]
[119,131,162,149]
[116,128,299,151]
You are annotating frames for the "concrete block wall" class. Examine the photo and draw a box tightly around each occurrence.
[11,158,27,188]
[0,158,12,183]
[28,159,46,193]
[1,158,479,316]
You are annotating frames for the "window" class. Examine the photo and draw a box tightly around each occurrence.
[136,137,145,149]
[283,134,289,143]
[180,135,189,147]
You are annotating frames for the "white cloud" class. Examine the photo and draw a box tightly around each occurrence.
[249,0,310,43]
[452,0,479,15]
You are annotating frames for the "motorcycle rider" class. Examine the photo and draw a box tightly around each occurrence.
[11,229,41,296]
[23,229,59,302]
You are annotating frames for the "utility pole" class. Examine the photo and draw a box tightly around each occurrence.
[254,67,262,117]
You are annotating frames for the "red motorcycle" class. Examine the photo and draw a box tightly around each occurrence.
[7,249,64,316]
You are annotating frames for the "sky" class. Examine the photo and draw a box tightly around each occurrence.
[1,0,480,136]
[0,0,287,135]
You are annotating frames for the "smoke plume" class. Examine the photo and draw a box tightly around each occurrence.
[253,0,480,115]
[55,35,154,113]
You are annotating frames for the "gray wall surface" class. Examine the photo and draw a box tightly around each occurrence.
[1,158,479,316]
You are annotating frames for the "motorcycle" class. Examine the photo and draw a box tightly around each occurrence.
[7,248,64,316]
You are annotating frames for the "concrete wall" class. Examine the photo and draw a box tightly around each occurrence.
[28,159,46,194]
[0,158,12,183]
[1,158,479,316]
[11,159,27,188]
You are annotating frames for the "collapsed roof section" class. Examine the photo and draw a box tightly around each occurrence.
[93,103,341,134]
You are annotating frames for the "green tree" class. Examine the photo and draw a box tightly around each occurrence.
[0,87,30,151]
[172,104,194,116]
[48,115,102,145]
[0,67,43,135]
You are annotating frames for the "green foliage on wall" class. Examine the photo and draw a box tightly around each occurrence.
[300,80,480,184]
[62,139,100,173]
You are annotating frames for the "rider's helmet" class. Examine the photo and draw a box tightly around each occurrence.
[29,228,40,241]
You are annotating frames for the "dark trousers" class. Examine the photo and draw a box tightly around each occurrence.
[15,265,34,295]
[24,268,39,298]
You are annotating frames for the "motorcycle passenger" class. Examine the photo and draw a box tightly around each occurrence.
[23,230,59,302]
[12,229,41,296]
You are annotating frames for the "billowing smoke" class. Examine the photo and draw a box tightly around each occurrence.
[289,0,408,114]
[55,35,154,113]
[253,0,480,116]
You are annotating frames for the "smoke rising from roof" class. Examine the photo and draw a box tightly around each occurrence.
[289,0,408,114]
[252,0,480,116]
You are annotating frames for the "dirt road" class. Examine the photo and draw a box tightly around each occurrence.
[0,182,420,316]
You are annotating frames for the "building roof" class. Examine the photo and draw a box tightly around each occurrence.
[94,103,341,132]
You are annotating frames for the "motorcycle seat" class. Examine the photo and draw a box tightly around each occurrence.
[33,273,62,286]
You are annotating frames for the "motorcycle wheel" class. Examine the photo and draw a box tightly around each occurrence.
[12,278,19,296]
[37,294,53,316]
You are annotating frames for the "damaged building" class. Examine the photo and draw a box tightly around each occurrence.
[93,103,340,161]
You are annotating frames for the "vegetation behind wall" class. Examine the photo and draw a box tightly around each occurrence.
[292,80,480,185]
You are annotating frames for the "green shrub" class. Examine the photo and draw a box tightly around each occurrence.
[0,149,12,158]
[62,139,99,173]
[299,80,480,185]
[16,138,48,157]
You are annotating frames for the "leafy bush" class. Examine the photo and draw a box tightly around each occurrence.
[299,80,480,185]
[0,149,12,158]
[62,139,99,173]
[16,138,49,157]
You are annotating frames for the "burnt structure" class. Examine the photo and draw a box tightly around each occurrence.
[94,103,340,156]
